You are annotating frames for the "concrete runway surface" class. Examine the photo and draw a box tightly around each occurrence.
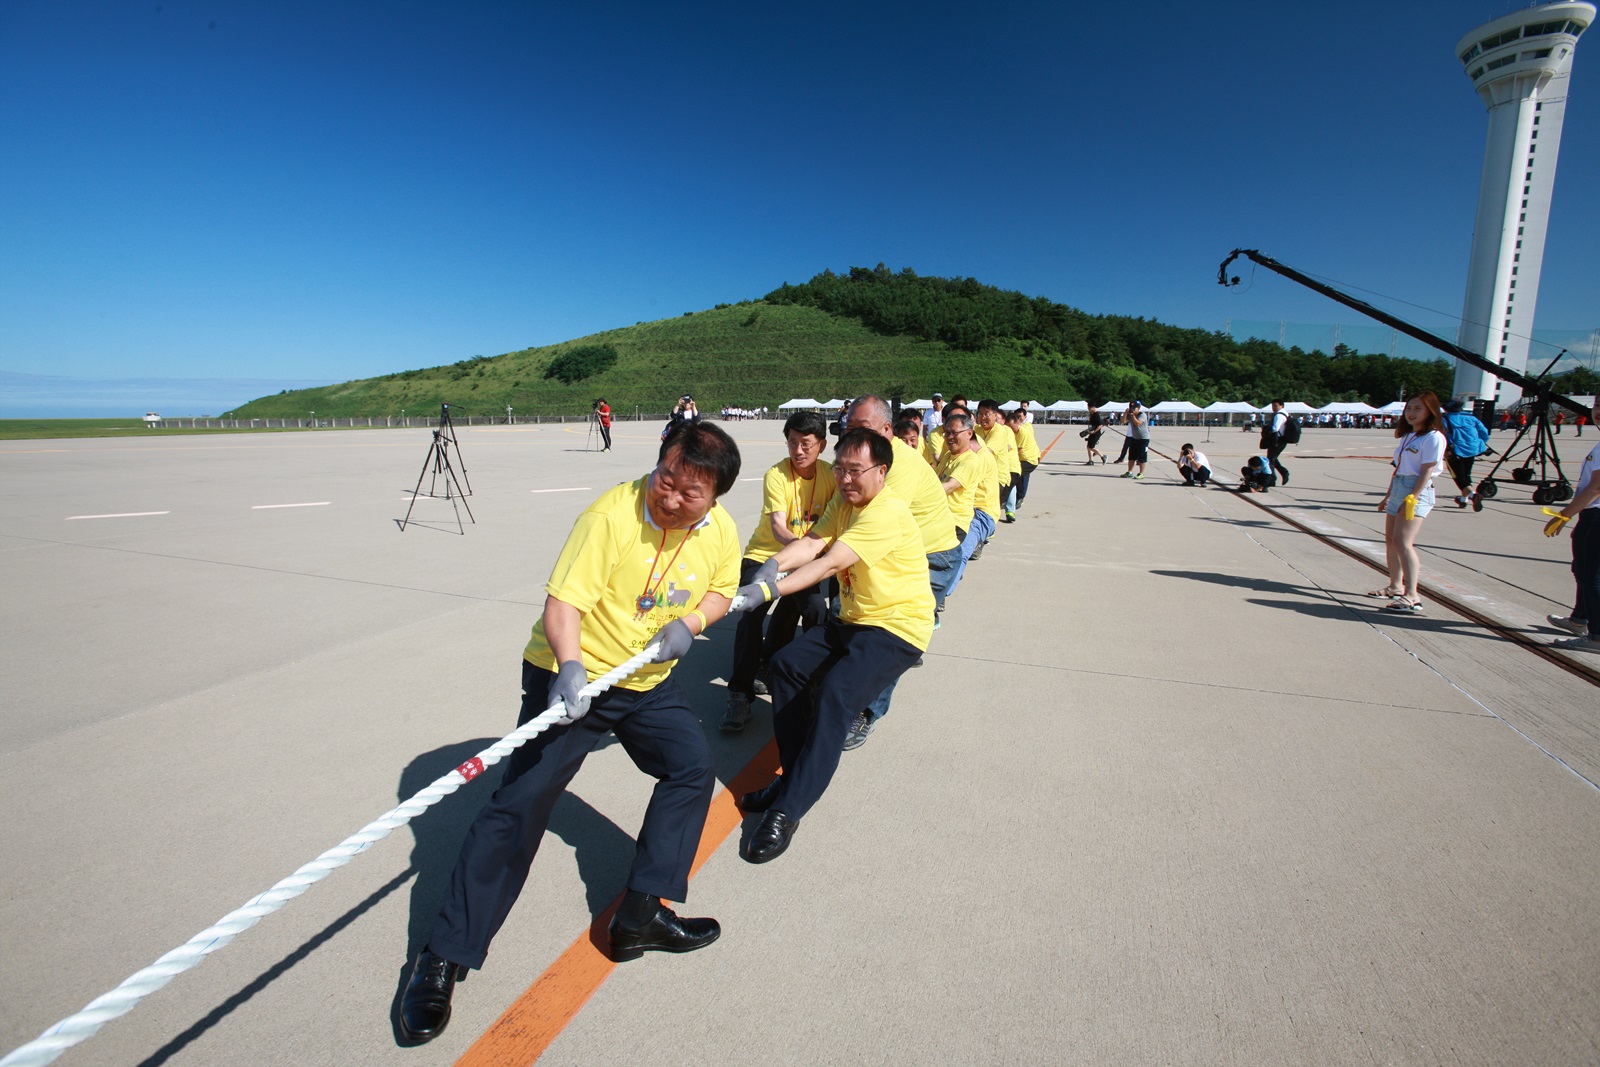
[1,418,1596,1066]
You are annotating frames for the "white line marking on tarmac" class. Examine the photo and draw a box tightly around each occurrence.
[252,502,331,509]
[66,511,170,520]
[530,487,592,494]
[739,477,761,481]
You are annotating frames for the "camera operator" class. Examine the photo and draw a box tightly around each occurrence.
[594,398,612,452]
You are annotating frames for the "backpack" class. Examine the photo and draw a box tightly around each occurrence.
[1280,416,1301,444]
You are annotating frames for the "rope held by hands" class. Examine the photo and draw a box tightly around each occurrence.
[0,645,660,1067]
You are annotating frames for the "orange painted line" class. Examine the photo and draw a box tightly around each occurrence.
[454,740,783,1067]
[1039,429,1067,458]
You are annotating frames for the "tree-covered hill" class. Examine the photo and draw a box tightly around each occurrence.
[232,266,1457,419]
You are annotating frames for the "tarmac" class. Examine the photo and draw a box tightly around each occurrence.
[1,417,1596,1067]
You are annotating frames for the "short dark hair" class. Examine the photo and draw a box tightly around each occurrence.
[892,416,921,438]
[658,420,741,495]
[783,411,828,440]
[1181,442,1194,452]
[944,403,970,417]
[976,398,1002,415]
[836,426,893,469]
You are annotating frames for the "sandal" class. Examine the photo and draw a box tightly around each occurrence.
[1365,588,1403,599]
[1382,598,1424,613]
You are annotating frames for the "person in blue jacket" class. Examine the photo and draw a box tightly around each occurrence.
[1441,399,1491,510]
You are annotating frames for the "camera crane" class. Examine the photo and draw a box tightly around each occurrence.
[1218,247,1589,505]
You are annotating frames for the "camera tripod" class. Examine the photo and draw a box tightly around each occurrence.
[399,403,475,533]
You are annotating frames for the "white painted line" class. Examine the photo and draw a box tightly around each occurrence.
[739,477,762,482]
[66,511,170,520]
[251,502,331,510]
[530,487,592,494]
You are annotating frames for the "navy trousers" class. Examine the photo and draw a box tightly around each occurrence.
[427,661,714,970]
[767,619,921,822]
[729,557,828,698]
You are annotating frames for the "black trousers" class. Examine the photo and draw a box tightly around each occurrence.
[766,618,921,821]
[599,422,612,449]
[427,661,714,969]
[1446,454,1475,495]
[1266,444,1289,482]
[1017,460,1038,503]
[728,557,828,697]
[1181,465,1211,485]
[1572,510,1599,636]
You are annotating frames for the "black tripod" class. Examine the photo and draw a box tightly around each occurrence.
[399,403,475,533]
[1474,353,1574,506]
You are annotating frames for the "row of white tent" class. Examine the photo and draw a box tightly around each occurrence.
[778,398,1408,416]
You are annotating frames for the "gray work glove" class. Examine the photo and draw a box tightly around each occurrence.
[751,557,780,590]
[549,660,592,724]
[730,581,776,613]
[648,618,696,664]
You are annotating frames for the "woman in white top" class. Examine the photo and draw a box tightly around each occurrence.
[1373,391,1448,612]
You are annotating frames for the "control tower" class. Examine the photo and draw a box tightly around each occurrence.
[1453,2,1593,404]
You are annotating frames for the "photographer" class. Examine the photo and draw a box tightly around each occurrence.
[594,398,612,452]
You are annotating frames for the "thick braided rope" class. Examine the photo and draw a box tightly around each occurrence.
[0,645,659,1067]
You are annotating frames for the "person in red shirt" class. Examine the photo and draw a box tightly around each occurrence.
[595,398,613,451]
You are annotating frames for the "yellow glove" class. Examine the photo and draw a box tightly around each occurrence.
[1402,494,1417,520]
[1542,507,1572,537]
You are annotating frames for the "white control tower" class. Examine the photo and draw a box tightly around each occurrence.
[1453,2,1593,404]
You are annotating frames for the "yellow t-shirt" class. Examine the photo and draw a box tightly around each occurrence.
[971,443,1001,517]
[886,437,960,553]
[813,492,934,651]
[981,423,1021,477]
[742,458,837,562]
[921,427,944,468]
[525,476,741,691]
[937,448,984,532]
[1013,421,1041,465]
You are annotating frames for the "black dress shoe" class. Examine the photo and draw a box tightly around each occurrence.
[739,779,781,812]
[743,810,797,864]
[608,903,721,961]
[399,949,466,1044]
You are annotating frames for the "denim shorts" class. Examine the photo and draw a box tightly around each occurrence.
[1385,474,1434,517]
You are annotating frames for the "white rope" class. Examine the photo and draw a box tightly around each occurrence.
[0,645,660,1067]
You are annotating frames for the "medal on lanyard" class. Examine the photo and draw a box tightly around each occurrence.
[634,526,692,620]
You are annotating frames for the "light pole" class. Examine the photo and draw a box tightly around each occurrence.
[310,410,315,429]
[507,404,513,425]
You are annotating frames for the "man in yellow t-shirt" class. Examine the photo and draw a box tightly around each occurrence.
[936,410,986,603]
[977,398,1022,522]
[724,411,836,733]
[833,396,961,747]
[728,427,931,864]
[956,404,1001,570]
[402,422,742,1045]
[1006,407,1042,510]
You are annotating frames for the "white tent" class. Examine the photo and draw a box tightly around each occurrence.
[1049,399,1089,411]
[1203,401,1263,413]
[905,399,934,409]
[778,398,823,410]
[1316,401,1380,414]
[819,399,847,410]
[1282,401,1319,414]
[1148,400,1202,413]
[1376,400,1406,415]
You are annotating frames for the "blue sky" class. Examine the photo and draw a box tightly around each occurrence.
[2,1,1597,416]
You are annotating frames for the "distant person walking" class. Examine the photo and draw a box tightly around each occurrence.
[1263,400,1294,486]
[1440,399,1489,509]
[1083,403,1106,464]
[1372,391,1447,613]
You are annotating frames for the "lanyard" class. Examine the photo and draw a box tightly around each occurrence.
[635,526,693,618]
[790,460,817,530]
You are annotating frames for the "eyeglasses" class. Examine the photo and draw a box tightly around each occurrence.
[834,464,885,480]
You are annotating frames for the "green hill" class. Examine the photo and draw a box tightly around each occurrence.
[231,267,1456,418]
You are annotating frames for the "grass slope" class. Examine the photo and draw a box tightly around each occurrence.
[232,303,1071,419]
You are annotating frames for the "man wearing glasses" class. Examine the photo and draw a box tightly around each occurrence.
[398,421,742,1044]
[728,427,934,863]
